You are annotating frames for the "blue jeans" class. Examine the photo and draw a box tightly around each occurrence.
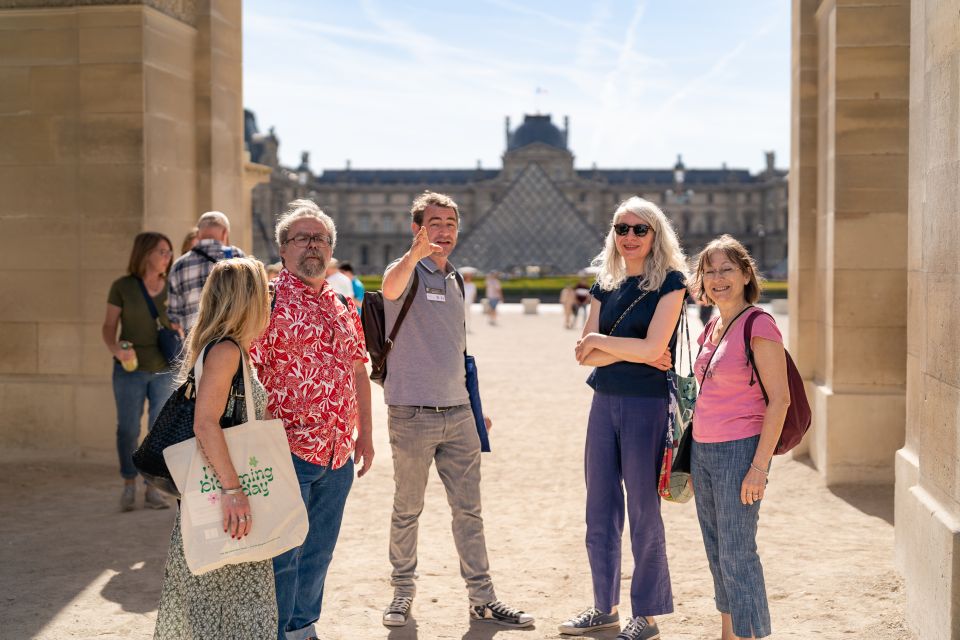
[273,454,354,640]
[112,363,176,479]
[585,392,673,617]
[692,435,772,638]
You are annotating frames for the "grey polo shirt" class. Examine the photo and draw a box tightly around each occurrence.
[382,257,469,407]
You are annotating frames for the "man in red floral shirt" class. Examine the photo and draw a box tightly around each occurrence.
[251,199,373,640]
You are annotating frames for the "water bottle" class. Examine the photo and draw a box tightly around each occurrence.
[119,341,138,372]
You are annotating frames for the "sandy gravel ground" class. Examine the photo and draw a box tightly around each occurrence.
[0,305,915,640]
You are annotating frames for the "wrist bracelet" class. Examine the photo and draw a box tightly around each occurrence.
[750,463,769,476]
[221,487,244,495]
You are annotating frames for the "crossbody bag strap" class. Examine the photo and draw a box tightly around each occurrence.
[604,288,650,336]
[697,305,755,393]
[190,246,219,264]
[135,277,167,333]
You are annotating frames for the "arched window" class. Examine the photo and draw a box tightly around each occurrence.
[360,245,369,266]
[383,245,393,266]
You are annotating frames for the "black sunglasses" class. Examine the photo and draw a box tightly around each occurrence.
[613,222,651,237]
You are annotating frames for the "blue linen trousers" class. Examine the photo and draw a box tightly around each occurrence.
[691,435,772,638]
[585,392,674,617]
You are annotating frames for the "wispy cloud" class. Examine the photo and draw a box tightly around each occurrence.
[243,2,790,172]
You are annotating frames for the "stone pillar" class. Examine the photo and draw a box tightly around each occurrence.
[787,0,820,458]
[801,0,910,484]
[0,1,245,457]
[895,1,960,637]
[194,0,248,249]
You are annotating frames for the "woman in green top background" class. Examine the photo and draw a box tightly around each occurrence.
[101,232,178,512]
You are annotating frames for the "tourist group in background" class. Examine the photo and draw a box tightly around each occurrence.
[104,186,787,639]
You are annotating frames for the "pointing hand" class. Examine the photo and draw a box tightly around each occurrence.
[410,227,443,261]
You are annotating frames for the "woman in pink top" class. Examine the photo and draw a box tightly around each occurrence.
[689,235,790,640]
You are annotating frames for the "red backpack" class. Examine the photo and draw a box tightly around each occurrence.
[743,309,812,455]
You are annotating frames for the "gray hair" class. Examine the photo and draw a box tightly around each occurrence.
[197,210,231,231]
[274,199,336,248]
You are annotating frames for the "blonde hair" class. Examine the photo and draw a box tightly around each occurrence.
[691,234,764,305]
[593,196,689,292]
[410,191,459,226]
[177,258,270,383]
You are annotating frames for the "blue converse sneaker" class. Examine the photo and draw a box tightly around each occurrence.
[559,607,620,635]
[616,616,660,640]
[469,600,535,628]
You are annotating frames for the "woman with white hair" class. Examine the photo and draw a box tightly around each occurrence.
[562,197,689,640]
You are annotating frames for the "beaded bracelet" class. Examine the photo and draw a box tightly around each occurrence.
[221,487,244,495]
[750,463,769,476]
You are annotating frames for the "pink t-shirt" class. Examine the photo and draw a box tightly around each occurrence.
[692,309,783,443]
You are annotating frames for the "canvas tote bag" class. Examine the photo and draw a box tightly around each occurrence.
[163,351,308,575]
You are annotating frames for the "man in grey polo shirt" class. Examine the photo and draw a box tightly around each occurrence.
[379,191,534,630]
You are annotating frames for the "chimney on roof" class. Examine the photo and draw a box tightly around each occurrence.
[505,116,511,149]
[765,151,775,173]
[345,159,351,171]
[563,115,570,146]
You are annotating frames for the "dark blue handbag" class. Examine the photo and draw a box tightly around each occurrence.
[136,277,184,366]
[464,354,491,453]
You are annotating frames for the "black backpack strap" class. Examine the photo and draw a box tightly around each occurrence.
[191,246,219,264]
[386,270,419,350]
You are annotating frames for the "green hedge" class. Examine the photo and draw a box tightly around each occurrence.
[359,275,788,301]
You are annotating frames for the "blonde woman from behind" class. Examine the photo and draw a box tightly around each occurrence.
[154,257,279,640]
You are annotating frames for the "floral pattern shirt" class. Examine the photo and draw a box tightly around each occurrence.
[250,269,367,468]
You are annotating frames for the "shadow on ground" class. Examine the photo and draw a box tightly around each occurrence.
[828,483,895,526]
[0,458,174,638]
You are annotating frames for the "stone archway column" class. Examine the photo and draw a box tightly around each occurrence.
[894,1,960,637]
[793,0,910,485]
[0,0,245,457]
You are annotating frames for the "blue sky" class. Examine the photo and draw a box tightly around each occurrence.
[243,1,789,174]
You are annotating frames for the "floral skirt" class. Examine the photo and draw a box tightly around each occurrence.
[154,513,277,640]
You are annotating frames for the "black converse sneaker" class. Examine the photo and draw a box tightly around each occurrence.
[469,600,535,628]
[616,616,660,640]
[558,607,620,635]
[382,595,413,627]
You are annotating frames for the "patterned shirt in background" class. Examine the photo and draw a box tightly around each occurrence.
[166,239,245,333]
[250,268,367,469]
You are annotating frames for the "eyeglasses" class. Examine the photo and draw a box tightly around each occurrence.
[703,267,739,279]
[285,234,332,248]
[156,249,173,257]
[613,223,651,237]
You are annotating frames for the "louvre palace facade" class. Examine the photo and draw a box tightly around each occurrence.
[247,111,787,276]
